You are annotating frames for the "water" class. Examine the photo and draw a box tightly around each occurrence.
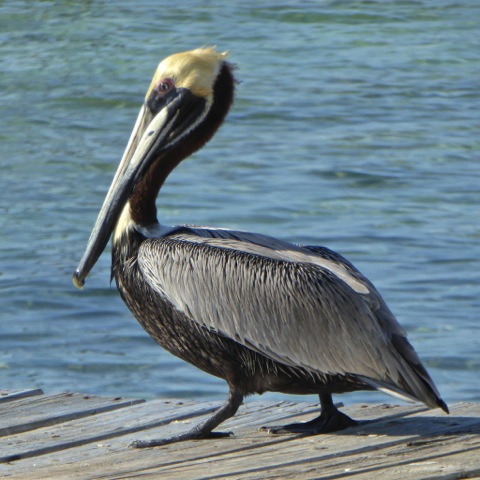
[1,1,479,407]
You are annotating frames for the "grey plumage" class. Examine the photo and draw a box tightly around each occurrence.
[122,224,444,409]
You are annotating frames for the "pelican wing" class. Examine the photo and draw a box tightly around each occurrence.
[137,227,442,407]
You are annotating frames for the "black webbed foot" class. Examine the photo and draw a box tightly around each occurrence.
[130,389,243,448]
[260,408,358,435]
[261,393,359,436]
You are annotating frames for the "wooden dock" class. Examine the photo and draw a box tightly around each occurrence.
[1,389,479,479]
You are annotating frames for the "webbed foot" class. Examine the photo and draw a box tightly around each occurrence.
[261,393,360,436]
[130,389,243,448]
[260,408,358,435]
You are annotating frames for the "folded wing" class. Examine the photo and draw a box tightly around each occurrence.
[137,226,446,410]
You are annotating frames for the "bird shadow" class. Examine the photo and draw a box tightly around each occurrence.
[337,411,480,438]
[259,403,480,439]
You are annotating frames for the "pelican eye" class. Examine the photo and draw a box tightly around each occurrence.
[147,78,176,113]
[156,78,175,95]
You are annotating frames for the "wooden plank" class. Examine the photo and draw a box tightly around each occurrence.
[0,400,324,478]
[0,392,144,438]
[0,389,44,403]
[0,398,218,463]
[3,400,477,480]
[107,402,478,480]
[0,399,308,470]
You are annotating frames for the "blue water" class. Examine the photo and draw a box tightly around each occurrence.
[1,1,479,407]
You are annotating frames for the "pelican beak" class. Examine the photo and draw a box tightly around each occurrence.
[73,89,207,289]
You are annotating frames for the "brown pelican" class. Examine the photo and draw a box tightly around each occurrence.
[73,47,448,447]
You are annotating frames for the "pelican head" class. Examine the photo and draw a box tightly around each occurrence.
[73,47,234,288]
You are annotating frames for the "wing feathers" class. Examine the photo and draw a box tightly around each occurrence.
[141,238,387,375]
[137,229,442,408]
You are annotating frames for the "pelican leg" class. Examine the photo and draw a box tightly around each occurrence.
[260,393,358,435]
[130,389,244,448]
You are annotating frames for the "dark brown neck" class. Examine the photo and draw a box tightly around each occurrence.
[129,62,236,227]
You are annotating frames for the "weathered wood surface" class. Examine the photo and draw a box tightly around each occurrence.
[0,389,479,479]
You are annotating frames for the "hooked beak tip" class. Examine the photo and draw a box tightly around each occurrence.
[73,270,85,289]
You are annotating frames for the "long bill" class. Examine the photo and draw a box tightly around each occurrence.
[73,90,206,289]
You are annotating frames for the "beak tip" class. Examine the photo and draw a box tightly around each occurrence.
[73,270,85,290]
